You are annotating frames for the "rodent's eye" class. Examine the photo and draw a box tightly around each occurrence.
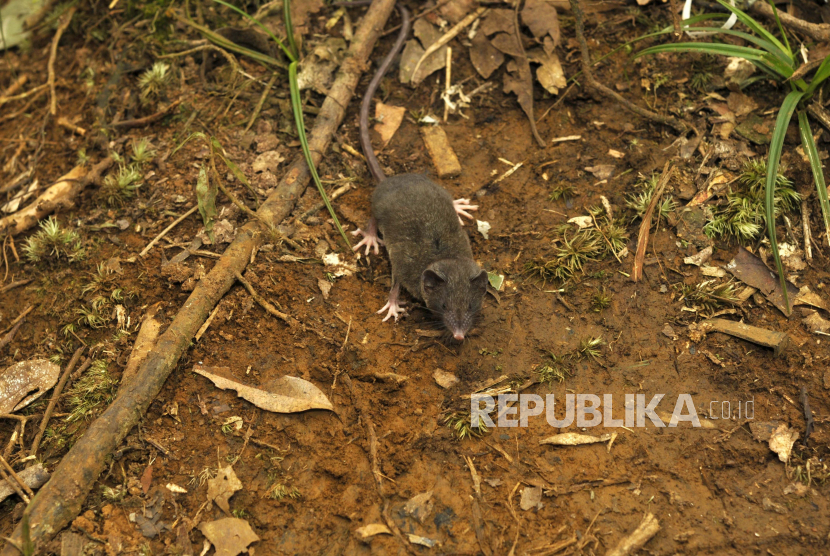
[442,303,447,311]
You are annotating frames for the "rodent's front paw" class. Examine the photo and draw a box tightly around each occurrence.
[453,198,478,225]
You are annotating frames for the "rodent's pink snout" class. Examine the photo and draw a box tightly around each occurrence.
[453,331,465,341]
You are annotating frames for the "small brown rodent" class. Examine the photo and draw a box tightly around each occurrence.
[350,4,487,341]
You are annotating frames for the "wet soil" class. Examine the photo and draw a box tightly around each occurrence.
[1,1,829,555]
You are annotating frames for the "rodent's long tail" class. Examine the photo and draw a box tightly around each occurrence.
[359,3,411,183]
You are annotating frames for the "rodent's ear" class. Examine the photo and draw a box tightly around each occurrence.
[422,269,446,293]
[471,270,488,295]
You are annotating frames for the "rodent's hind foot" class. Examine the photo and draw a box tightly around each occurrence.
[453,198,479,225]
[377,299,406,322]
[351,217,382,256]
[377,282,405,322]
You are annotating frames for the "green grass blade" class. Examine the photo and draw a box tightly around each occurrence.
[804,55,830,95]
[288,61,351,250]
[767,0,792,54]
[177,11,286,69]
[799,111,830,249]
[766,90,803,315]
[687,27,792,69]
[635,42,767,62]
[210,137,261,208]
[284,0,300,60]
[716,0,790,56]
[210,0,296,63]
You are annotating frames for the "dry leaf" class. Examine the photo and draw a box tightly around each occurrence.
[584,164,615,179]
[208,466,243,514]
[433,369,459,389]
[399,19,447,85]
[0,359,60,413]
[490,32,522,57]
[194,365,334,413]
[794,286,828,311]
[528,49,566,94]
[804,312,830,334]
[504,60,544,147]
[199,518,259,556]
[317,277,332,300]
[520,486,542,510]
[522,0,560,46]
[355,524,392,540]
[539,432,613,445]
[769,424,798,463]
[403,491,434,523]
[480,9,515,36]
[469,32,504,79]
[374,102,407,146]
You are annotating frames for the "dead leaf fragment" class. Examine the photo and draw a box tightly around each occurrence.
[199,518,259,556]
[207,466,243,514]
[469,32,504,79]
[584,164,615,180]
[0,359,60,413]
[403,491,434,523]
[522,0,560,45]
[355,524,392,540]
[539,433,613,446]
[768,423,798,463]
[194,365,334,413]
[803,312,830,334]
[794,286,828,311]
[684,246,713,266]
[399,19,447,85]
[480,9,515,36]
[317,278,332,300]
[433,369,459,389]
[527,49,566,94]
[374,102,406,147]
[520,485,542,511]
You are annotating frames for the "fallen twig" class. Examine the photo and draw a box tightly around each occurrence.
[570,0,687,134]
[0,157,112,236]
[48,7,77,117]
[632,161,674,281]
[750,2,830,42]
[139,206,198,257]
[0,279,31,294]
[0,75,28,100]
[0,455,34,499]
[0,321,24,353]
[110,99,183,129]
[0,305,34,336]
[0,1,400,551]
[410,7,487,82]
[0,458,29,504]
[234,271,293,325]
[605,513,660,556]
[28,348,85,464]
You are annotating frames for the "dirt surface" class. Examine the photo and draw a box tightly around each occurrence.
[1,1,830,555]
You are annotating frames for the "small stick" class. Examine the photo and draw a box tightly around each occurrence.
[0,455,34,498]
[297,182,354,221]
[0,84,48,108]
[245,73,278,133]
[0,305,34,336]
[56,117,87,136]
[0,320,24,353]
[570,0,688,134]
[111,99,183,129]
[0,463,29,504]
[802,199,813,262]
[605,513,660,556]
[139,205,198,257]
[0,279,32,294]
[443,47,452,122]
[195,303,221,342]
[632,161,674,281]
[0,75,28,99]
[381,0,453,37]
[48,7,77,116]
[29,348,85,463]
[234,271,292,324]
[410,7,487,83]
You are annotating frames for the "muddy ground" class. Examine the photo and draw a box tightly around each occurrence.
[1,0,829,554]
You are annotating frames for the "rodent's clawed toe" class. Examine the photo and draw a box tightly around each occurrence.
[452,198,479,225]
[352,228,382,256]
[377,300,406,322]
